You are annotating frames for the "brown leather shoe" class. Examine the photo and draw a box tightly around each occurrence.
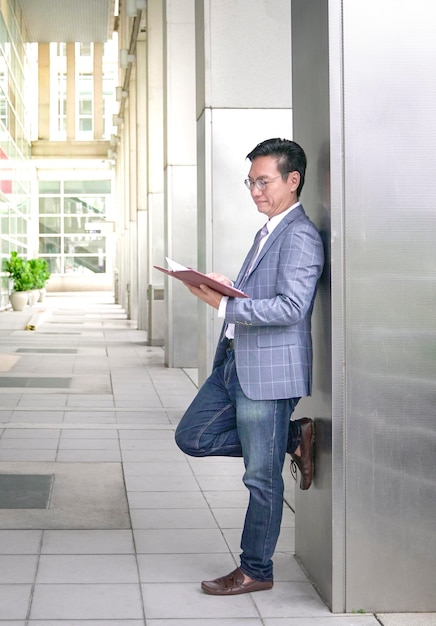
[290,417,314,490]
[201,567,273,595]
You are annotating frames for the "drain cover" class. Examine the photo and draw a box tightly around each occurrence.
[0,474,54,509]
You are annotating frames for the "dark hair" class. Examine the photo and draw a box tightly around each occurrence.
[246,138,306,197]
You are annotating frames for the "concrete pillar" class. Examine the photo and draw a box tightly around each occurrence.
[93,42,103,140]
[37,44,50,140]
[66,43,75,140]
[163,0,197,367]
[195,0,293,383]
[146,0,165,345]
[136,37,149,332]
[128,70,139,323]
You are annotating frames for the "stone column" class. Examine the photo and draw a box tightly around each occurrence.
[93,42,103,140]
[135,37,149,332]
[66,43,75,140]
[146,0,165,345]
[37,44,50,140]
[195,0,293,383]
[163,0,197,367]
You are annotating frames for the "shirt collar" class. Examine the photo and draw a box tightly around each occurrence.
[265,201,301,233]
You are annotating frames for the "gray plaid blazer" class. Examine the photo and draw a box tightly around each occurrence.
[213,204,324,400]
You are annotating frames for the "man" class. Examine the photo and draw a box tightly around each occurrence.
[175,138,324,595]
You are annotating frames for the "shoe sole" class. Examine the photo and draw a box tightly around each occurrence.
[290,419,315,490]
[301,420,315,490]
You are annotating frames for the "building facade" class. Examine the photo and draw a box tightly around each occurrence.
[0,0,435,614]
[0,1,117,308]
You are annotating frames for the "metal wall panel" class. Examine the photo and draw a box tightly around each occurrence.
[291,0,334,609]
[292,0,436,613]
[342,0,436,611]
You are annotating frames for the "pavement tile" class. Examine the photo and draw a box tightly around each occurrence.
[41,529,135,554]
[0,555,38,583]
[127,490,208,509]
[28,622,145,626]
[376,615,436,626]
[29,584,144,620]
[0,530,43,554]
[141,582,259,619]
[125,474,200,491]
[130,507,217,529]
[137,552,237,583]
[252,581,331,618]
[133,528,229,554]
[122,461,193,476]
[264,619,380,625]
[0,584,33,620]
[36,554,139,583]
[146,621,262,626]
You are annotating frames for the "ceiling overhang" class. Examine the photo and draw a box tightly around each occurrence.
[18,0,115,43]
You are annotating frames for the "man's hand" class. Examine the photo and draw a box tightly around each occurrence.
[184,283,222,309]
[207,272,232,286]
[183,272,232,309]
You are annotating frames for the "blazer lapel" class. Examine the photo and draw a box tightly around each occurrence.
[249,204,305,270]
[234,205,306,288]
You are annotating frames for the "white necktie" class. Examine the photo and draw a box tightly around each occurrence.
[243,223,269,279]
[225,223,269,340]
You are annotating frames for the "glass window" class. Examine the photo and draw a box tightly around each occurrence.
[16,215,25,234]
[0,78,7,129]
[1,239,10,254]
[79,117,92,132]
[64,214,87,233]
[64,196,106,215]
[39,236,61,254]
[39,216,61,234]
[64,235,106,254]
[37,179,112,276]
[64,198,81,214]
[40,256,61,274]
[56,72,66,134]
[39,181,61,193]
[79,99,92,115]
[64,180,111,193]
[79,43,93,58]
[49,43,67,140]
[1,214,8,236]
[77,72,93,139]
[64,256,106,274]
[39,197,60,213]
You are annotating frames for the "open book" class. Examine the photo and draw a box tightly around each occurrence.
[154,258,248,298]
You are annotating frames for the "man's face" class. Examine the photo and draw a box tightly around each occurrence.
[247,155,300,219]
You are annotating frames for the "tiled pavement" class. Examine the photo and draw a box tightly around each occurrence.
[0,292,432,625]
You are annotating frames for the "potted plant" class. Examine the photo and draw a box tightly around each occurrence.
[2,251,33,311]
[28,258,51,302]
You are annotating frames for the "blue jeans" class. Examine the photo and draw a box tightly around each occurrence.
[175,347,300,581]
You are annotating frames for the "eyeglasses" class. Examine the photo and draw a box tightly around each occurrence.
[244,175,282,191]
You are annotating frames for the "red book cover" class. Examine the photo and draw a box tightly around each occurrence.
[154,259,248,298]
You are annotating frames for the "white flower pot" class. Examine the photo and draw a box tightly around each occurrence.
[9,291,28,311]
[27,289,40,307]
